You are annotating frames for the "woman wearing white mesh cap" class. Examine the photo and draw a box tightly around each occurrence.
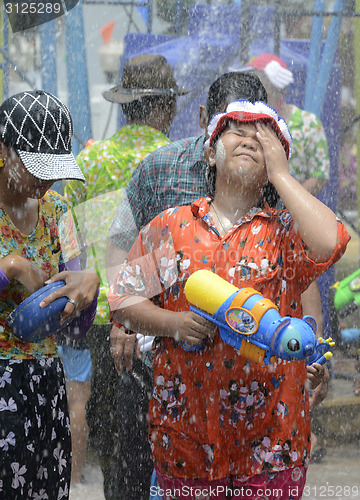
[0,90,100,499]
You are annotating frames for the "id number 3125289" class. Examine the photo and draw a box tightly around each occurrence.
[5,2,62,14]
[303,485,359,497]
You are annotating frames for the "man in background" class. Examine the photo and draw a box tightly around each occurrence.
[244,53,329,196]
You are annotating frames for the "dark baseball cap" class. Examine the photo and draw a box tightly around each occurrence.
[0,90,85,182]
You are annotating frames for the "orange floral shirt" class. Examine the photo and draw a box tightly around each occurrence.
[108,197,350,480]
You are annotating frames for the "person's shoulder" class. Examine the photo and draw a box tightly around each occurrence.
[148,202,193,225]
[76,138,105,160]
[76,131,122,164]
[292,106,322,125]
[154,135,202,155]
[43,189,66,203]
[42,190,70,214]
[261,205,292,227]
[164,135,202,149]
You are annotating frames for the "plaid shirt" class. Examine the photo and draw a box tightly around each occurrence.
[109,135,208,251]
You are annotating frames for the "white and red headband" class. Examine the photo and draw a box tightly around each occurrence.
[205,100,292,160]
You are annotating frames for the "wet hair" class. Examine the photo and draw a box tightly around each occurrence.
[206,72,268,120]
[121,95,176,121]
[261,181,280,208]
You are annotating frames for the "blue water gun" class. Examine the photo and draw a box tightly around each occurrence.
[183,270,318,366]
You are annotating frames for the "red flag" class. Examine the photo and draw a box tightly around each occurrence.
[100,20,115,44]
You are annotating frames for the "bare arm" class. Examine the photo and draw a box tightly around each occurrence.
[112,296,217,345]
[302,281,330,405]
[256,123,337,262]
[308,364,330,409]
[106,237,142,371]
[301,281,323,336]
[106,238,214,371]
[0,254,48,292]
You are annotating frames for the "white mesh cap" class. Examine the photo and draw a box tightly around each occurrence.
[0,90,85,182]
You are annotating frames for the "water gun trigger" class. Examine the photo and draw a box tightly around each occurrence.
[189,305,218,324]
[306,337,335,366]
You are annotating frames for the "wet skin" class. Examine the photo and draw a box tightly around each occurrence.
[210,121,268,192]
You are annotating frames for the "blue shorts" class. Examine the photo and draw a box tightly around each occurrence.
[57,345,92,382]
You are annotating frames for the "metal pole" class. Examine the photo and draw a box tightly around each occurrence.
[239,0,251,65]
[0,7,10,101]
[3,10,9,100]
[308,0,346,116]
[355,0,360,236]
[39,20,58,95]
[64,0,92,155]
[304,0,325,110]
[174,0,184,34]
[274,0,281,56]
[0,6,4,102]
[147,0,153,33]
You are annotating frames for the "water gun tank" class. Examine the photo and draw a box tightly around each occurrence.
[184,269,317,364]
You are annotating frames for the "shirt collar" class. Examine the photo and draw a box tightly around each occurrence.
[191,197,274,229]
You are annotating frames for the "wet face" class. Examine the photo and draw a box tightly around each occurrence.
[209,120,267,189]
[2,147,53,199]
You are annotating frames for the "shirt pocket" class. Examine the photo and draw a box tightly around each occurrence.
[228,253,282,287]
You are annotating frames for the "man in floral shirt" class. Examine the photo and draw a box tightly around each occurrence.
[63,54,189,498]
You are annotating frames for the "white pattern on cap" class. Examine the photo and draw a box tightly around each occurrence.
[0,90,85,182]
[17,151,84,181]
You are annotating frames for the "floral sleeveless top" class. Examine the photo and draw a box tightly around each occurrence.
[0,191,79,359]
